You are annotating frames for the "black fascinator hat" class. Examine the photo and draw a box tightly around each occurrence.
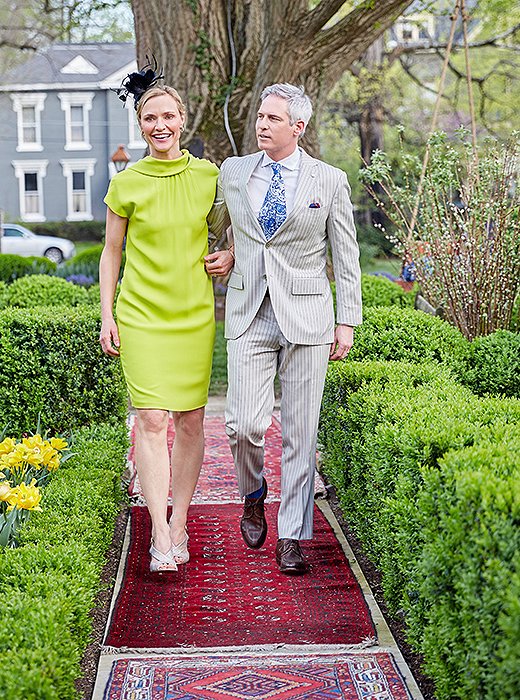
[115,55,164,109]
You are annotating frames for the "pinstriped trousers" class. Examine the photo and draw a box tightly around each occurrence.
[225,296,330,540]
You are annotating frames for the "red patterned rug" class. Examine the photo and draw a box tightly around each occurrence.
[127,414,325,503]
[103,652,411,700]
[104,505,375,649]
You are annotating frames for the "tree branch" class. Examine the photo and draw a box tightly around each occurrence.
[301,0,414,76]
[300,0,348,38]
[390,22,520,56]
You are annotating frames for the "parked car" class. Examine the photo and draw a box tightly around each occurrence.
[0,224,76,264]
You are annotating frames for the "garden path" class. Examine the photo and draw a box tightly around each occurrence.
[91,398,424,700]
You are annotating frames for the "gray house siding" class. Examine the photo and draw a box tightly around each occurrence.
[0,43,145,224]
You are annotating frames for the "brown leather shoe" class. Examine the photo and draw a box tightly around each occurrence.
[275,538,308,575]
[240,478,268,548]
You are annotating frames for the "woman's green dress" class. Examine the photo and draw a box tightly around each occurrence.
[104,150,217,411]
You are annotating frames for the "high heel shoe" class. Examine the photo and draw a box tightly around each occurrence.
[149,541,178,573]
[170,529,189,564]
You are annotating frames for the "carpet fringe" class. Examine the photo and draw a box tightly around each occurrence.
[100,638,378,656]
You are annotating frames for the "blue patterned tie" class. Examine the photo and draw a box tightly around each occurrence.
[258,162,287,240]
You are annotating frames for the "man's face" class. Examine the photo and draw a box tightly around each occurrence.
[256,95,304,161]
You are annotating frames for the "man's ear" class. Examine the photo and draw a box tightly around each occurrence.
[294,120,305,137]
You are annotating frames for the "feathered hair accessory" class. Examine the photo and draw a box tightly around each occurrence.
[115,55,164,109]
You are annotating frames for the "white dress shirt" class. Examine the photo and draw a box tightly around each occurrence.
[247,147,301,217]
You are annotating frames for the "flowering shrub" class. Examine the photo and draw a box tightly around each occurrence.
[360,130,520,340]
[0,433,70,547]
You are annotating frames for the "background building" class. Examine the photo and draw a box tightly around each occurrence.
[0,43,144,223]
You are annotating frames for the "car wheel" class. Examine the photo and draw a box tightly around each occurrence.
[44,247,64,264]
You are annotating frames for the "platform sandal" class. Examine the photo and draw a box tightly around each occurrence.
[149,541,178,573]
[170,529,189,565]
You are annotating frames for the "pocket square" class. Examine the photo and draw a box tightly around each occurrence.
[309,202,321,208]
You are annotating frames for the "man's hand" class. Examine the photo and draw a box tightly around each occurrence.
[329,324,354,361]
[204,249,235,277]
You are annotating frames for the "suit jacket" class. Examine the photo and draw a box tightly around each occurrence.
[210,148,362,345]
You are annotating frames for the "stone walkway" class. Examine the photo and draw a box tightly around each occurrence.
[91,398,424,700]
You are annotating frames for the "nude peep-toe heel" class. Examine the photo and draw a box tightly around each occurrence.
[149,541,178,573]
[170,529,189,565]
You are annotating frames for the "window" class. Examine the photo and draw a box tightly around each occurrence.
[60,158,96,221]
[11,93,46,152]
[72,171,86,214]
[11,160,48,222]
[58,92,94,150]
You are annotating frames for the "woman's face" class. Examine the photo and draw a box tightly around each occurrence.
[139,93,184,159]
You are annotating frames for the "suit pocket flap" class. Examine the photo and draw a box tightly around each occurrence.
[228,271,244,290]
[292,277,326,295]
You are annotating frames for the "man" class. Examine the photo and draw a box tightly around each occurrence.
[205,83,362,575]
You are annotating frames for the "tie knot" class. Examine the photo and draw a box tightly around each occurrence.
[271,162,282,176]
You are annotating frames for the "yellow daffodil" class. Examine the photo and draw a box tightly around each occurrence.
[0,474,12,502]
[22,435,44,450]
[45,456,61,472]
[6,480,42,512]
[41,445,58,466]
[50,437,68,451]
[0,451,25,471]
[21,447,44,468]
[0,438,16,456]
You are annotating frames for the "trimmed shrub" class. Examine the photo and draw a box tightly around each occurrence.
[25,220,105,242]
[412,437,520,700]
[349,306,469,372]
[0,281,6,309]
[0,253,56,283]
[319,360,520,700]
[0,421,128,700]
[3,274,89,308]
[457,330,520,398]
[361,274,415,308]
[0,306,127,433]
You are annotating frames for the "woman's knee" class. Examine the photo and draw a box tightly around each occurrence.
[136,409,169,435]
[173,407,204,440]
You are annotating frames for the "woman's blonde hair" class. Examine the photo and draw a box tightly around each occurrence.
[136,86,187,127]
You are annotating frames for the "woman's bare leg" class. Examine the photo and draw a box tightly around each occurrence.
[170,407,205,544]
[134,408,172,559]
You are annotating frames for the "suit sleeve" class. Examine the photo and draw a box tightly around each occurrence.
[326,171,362,326]
[207,163,231,246]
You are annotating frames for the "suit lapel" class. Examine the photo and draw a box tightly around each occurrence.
[239,152,264,237]
[271,149,317,237]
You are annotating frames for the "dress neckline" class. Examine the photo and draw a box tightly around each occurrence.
[129,149,191,177]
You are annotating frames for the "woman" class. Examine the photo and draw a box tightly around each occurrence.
[99,73,233,572]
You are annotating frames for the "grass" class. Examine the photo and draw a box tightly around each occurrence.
[74,241,102,255]
[361,255,402,277]
[209,321,227,395]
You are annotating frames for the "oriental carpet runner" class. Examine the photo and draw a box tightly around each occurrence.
[99,413,416,700]
[104,652,412,700]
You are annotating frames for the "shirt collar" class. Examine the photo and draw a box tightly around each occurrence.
[261,146,301,171]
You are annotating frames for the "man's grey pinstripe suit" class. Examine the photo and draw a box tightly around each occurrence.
[215,147,362,540]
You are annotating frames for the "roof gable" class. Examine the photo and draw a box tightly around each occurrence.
[61,55,99,75]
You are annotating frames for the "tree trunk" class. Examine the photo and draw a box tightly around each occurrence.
[131,0,414,162]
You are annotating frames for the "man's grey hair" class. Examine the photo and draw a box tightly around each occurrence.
[260,83,313,136]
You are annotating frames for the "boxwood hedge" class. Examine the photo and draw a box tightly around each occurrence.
[319,360,520,700]
[0,306,127,434]
[0,422,128,700]
[0,254,56,283]
[3,275,90,308]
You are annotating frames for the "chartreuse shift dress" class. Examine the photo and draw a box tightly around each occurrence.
[104,150,218,411]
